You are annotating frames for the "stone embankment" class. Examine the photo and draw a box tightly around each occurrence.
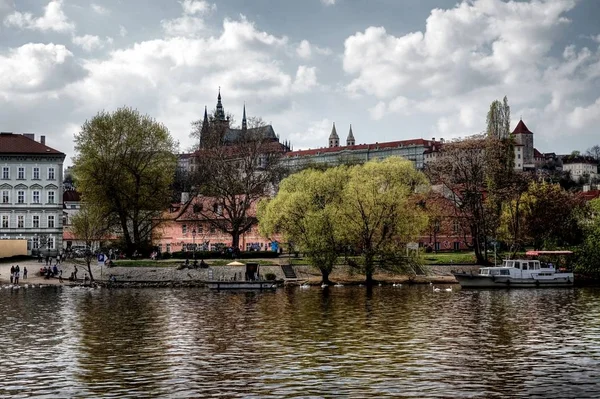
[1,258,481,288]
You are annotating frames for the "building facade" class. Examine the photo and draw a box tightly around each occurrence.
[561,156,599,182]
[0,133,65,256]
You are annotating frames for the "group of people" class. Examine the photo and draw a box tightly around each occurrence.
[9,265,27,284]
[38,253,65,266]
[40,265,62,281]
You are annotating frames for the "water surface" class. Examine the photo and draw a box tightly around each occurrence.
[1,285,600,398]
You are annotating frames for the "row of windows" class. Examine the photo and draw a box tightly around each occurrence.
[0,214,59,228]
[1,166,56,180]
[0,235,58,250]
[1,190,56,204]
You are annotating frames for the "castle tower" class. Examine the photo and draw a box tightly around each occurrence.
[328,122,339,148]
[215,87,227,122]
[199,106,210,148]
[512,118,534,168]
[346,124,355,146]
[241,103,247,134]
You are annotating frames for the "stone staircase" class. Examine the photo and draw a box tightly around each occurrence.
[280,264,297,279]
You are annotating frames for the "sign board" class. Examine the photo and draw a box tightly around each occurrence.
[406,242,419,251]
[97,253,105,264]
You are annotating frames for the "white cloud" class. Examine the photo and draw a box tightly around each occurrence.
[297,40,311,59]
[161,0,216,37]
[180,0,216,15]
[0,43,85,93]
[567,97,600,129]
[321,0,336,6]
[119,25,128,37]
[292,66,318,93]
[72,34,113,52]
[91,3,109,15]
[290,118,332,146]
[4,0,74,33]
[342,0,600,142]
[296,39,332,59]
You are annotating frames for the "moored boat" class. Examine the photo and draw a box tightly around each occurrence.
[453,251,574,288]
[205,280,279,290]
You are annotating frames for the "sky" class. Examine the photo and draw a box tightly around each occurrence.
[1,0,599,165]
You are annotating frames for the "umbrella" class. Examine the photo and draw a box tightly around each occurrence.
[227,261,245,266]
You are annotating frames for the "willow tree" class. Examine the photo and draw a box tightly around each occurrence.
[73,107,178,256]
[338,157,429,284]
[258,167,347,284]
[70,204,111,282]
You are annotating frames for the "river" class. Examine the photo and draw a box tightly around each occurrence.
[1,285,600,398]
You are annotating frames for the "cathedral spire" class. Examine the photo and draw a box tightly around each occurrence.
[328,122,339,148]
[346,124,355,146]
[215,87,226,121]
[242,103,247,132]
[199,105,210,148]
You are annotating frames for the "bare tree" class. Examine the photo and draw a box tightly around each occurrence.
[189,117,288,249]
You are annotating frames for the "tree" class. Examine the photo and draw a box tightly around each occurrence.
[586,145,600,163]
[487,96,511,139]
[73,107,178,256]
[70,204,111,282]
[575,198,600,277]
[191,117,288,249]
[425,135,494,264]
[258,167,347,284]
[520,181,584,249]
[337,157,429,283]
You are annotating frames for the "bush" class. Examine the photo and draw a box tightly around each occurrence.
[265,273,276,281]
[161,252,171,260]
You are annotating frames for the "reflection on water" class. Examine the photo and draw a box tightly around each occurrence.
[1,285,600,398]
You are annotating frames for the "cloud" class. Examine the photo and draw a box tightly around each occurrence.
[290,118,332,146]
[3,0,74,33]
[292,66,318,93]
[119,25,127,37]
[162,0,216,37]
[341,0,600,142]
[321,0,336,6]
[91,3,110,15]
[0,43,86,93]
[567,97,600,129]
[296,39,332,59]
[72,34,113,52]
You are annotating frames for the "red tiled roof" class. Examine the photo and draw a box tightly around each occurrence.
[578,190,600,202]
[0,133,64,155]
[512,120,533,135]
[534,148,543,158]
[285,138,435,157]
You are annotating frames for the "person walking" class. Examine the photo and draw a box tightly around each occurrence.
[23,267,27,279]
[10,265,14,284]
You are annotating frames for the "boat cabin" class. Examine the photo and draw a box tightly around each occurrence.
[478,259,557,277]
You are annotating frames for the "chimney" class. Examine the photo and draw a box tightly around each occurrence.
[41,135,46,145]
[432,137,435,142]
[181,192,190,204]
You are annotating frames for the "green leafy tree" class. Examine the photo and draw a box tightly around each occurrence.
[486,96,511,140]
[70,204,112,282]
[258,167,347,284]
[338,157,429,283]
[73,107,178,256]
[575,199,600,277]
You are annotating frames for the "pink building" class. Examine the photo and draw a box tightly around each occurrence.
[152,195,280,254]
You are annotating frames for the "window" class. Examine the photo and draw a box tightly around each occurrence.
[33,191,40,204]
[32,236,39,249]
[48,167,55,180]
[70,205,76,209]
[48,191,55,204]
[434,242,440,251]
[210,225,216,233]
[48,215,55,228]
[197,225,203,233]
[1,191,8,204]
[17,215,24,228]
[166,244,171,253]
[1,215,8,228]
[48,236,55,250]
[17,190,25,204]
[33,167,39,180]
[33,215,40,228]
[518,154,521,159]
[2,167,9,179]
[452,220,460,233]
[453,242,460,251]
[17,167,25,179]
[182,224,187,235]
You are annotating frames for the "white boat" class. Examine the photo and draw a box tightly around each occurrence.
[453,251,574,288]
[205,280,279,290]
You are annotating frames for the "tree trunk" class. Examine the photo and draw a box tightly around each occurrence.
[86,259,95,282]
[364,252,375,285]
[232,231,240,250]
[320,268,332,285]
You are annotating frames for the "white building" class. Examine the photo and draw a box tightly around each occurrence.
[562,157,599,182]
[0,133,65,256]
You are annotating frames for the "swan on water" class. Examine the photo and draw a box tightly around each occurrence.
[432,286,441,292]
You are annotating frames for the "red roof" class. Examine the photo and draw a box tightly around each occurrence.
[512,120,533,135]
[578,190,600,202]
[0,133,64,155]
[286,138,436,157]
[63,190,81,202]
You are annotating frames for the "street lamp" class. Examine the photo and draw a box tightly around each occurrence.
[192,228,197,260]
